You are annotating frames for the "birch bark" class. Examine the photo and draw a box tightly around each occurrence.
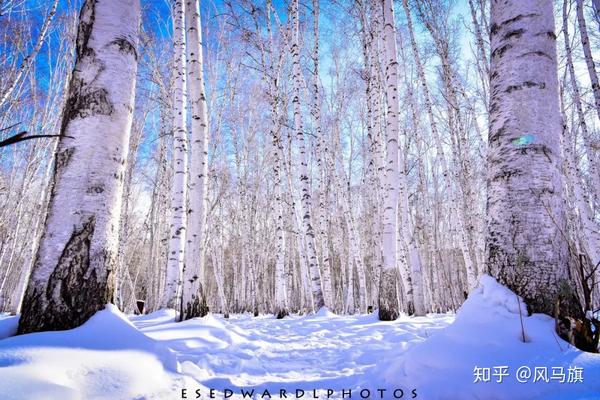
[18,0,141,334]
[487,0,575,316]
[378,0,405,320]
[163,0,188,311]
[0,0,59,109]
[311,0,334,310]
[291,0,325,311]
[576,0,600,122]
[181,0,209,320]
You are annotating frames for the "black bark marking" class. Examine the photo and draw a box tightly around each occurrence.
[491,43,512,59]
[496,13,540,30]
[536,31,557,40]
[76,0,96,60]
[489,122,507,144]
[503,28,525,41]
[378,268,403,320]
[518,51,552,60]
[55,147,74,171]
[505,81,546,93]
[62,83,114,125]
[491,168,522,181]
[180,283,209,320]
[109,37,138,60]
[60,0,115,133]
[18,215,115,334]
[87,184,105,194]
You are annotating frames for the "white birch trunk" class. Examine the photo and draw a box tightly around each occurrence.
[576,0,600,123]
[563,0,600,207]
[291,0,325,311]
[486,0,574,316]
[311,0,334,310]
[18,0,141,334]
[403,0,478,291]
[0,0,59,109]
[379,0,408,320]
[163,0,188,311]
[181,0,209,320]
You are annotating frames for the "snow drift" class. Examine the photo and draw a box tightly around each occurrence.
[382,275,600,400]
[0,305,180,400]
[0,278,598,399]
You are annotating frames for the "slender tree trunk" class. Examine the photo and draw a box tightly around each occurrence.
[564,0,600,204]
[311,0,334,310]
[163,0,188,311]
[378,0,406,320]
[291,0,325,311]
[17,0,141,334]
[181,0,209,320]
[593,0,600,30]
[576,0,600,122]
[405,0,479,291]
[0,0,59,109]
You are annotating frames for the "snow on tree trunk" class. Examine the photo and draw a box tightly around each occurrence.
[17,0,141,334]
[291,0,325,312]
[486,0,576,316]
[180,0,209,321]
[162,0,188,311]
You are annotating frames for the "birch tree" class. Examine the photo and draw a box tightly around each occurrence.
[0,0,59,110]
[486,0,580,318]
[378,0,404,320]
[162,0,189,311]
[291,0,325,311]
[181,0,210,320]
[17,0,141,334]
[576,0,600,122]
[311,0,334,309]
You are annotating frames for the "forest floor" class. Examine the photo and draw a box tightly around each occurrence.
[0,278,599,400]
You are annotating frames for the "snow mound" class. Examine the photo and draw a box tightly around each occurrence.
[128,308,177,329]
[0,313,18,340]
[314,307,336,317]
[0,304,180,400]
[381,275,600,400]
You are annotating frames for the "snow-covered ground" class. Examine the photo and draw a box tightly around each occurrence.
[0,277,599,400]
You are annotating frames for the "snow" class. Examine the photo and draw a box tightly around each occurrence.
[0,278,598,399]
[0,313,18,340]
[383,275,600,400]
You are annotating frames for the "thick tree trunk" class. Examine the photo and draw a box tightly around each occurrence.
[181,0,209,321]
[486,0,577,317]
[17,0,141,334]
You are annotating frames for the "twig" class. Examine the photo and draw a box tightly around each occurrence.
[0,131,69,148]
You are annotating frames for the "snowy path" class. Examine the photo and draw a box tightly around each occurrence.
[2,279,599,400]
[132,310,455,397]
